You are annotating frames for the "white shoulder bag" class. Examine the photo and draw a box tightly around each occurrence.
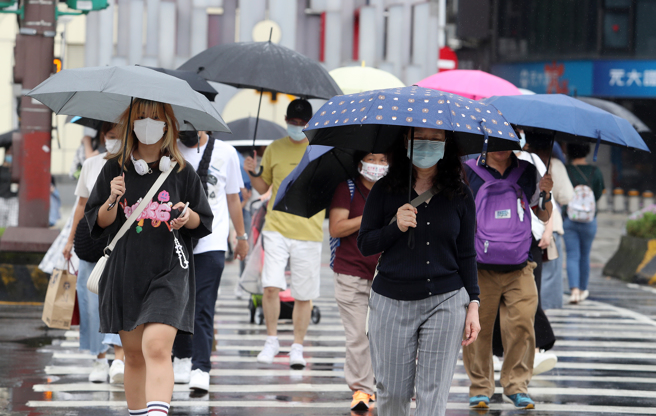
[87,161,177,294]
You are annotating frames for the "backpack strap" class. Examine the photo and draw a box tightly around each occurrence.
[347,179,355,202]
[572,164,592,187]
[506,160,529,185]
[196,136,216,196]
[466,158,496,183]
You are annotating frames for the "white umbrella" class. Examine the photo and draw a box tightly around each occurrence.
[27,65,230,133]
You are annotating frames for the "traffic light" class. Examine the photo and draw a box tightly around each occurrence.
[53,58,62,73]
[65,0,108,11]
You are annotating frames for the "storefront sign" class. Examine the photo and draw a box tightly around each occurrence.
[492,60,656,98]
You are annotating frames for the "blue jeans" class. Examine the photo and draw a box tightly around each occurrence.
[541,233,564,309]
[76,259,109,356]
[563,217,597,291]
[172,251,226,372]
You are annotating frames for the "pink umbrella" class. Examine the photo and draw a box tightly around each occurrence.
[417,69,521,100]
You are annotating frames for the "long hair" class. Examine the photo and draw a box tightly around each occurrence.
[380,128,468,199]
[108,98,186,172]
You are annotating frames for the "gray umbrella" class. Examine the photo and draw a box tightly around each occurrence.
[213,117,286,147]
[577,97,651,133]
[27,65,230,133]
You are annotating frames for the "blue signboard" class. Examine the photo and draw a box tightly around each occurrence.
[593,61,656,98]
[492,60,656,98]
[492,61,593,96]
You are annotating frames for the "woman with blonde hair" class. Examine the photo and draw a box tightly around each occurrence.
[85,98,213,416]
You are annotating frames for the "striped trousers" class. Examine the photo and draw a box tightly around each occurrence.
[368,288,469,416]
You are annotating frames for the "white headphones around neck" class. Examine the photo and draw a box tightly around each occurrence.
[131,153,171,175]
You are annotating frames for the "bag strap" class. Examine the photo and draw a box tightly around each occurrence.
[466,158,496,183]
[573,164,592,187]
[105,161,177,254]
[197,136,216,197]
[347,179,355,202]
[389,186,442,225]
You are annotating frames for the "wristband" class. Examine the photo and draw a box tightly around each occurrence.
[236,233,248,241]
[469,300,480,307]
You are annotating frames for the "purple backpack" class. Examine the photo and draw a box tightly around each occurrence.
[466,159,532,267]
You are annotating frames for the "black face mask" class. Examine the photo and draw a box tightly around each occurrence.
[179,130,199,148]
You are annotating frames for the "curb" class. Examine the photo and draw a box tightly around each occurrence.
[0,263,49,303]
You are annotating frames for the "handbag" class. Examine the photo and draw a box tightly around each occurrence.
[87,161,177,294]
[42,260,78,329]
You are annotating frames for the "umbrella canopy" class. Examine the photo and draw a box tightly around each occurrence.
[577,97,651,133]
[305,86,520,155]
[272,145,359,218]
[329,66,405,95]
[417,70,522,100]
[178,41,343,100]
[481,94,650,152]
[66,115,103,131]
[143,66,218,101]
[213,117,286,147]
[0,129,17,149]
[27,65,230,133]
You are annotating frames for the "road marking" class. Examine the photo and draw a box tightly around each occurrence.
[45,367,345,377]
[61,333,347,342]
[24,400,656,414]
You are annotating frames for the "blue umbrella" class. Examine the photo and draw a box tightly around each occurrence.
[272,145,360,218]
[304,86,520,156]
[481,93,650,209]
[481,94,650,153]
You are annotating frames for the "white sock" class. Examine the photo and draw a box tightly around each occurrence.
[128,409,147,416]
[291,343,303,351]
[112,359,124,365]
[147,401,170,415]
[96,358,108,365]
[267,336,279,343]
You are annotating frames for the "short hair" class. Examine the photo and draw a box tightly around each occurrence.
[567,143,591,160]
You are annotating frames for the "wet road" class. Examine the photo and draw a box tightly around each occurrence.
[4,227,656,415]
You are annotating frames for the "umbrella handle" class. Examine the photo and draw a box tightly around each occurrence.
[249,165,264,177]
[109,96,134,211]
[539,136,555,211]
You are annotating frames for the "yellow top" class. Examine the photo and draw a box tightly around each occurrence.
[261,136,325,242]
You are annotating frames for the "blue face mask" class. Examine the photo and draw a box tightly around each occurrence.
[519,131,526,150]
[407,139,445,169]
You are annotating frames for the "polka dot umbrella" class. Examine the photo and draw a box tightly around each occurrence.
[303,86,520,248]
[304,86,519,157]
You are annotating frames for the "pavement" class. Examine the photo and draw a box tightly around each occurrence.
[2,213,656,415]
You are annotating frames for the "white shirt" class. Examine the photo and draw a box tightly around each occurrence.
[517,152,547,240]
[178,139,244,254]
[75,152,108,198]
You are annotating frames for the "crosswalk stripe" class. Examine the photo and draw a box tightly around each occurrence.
[25,400,656,414]
[30,383,656,399]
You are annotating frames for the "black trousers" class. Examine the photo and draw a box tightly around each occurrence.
[493,242,556,356]
[172,250,226,372]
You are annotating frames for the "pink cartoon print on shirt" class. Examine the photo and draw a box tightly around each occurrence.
[120,190,174,233]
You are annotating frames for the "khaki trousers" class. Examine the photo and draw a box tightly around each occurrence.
[463,262,538,397]
[333,273,375,395]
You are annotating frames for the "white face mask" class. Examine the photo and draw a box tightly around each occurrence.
[519,131,527,149]
[134,118,166,145]
[287,125,307,142]
[360,161,388,182]
[105,138,121,154]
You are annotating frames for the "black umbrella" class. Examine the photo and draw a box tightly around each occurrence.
[178,32,343,176]
[213,117,286,147]
[66,115,104,131]
[272,145,362,218]
[0,130,17,149]
[142,67,218,101]
[576,97,651,133]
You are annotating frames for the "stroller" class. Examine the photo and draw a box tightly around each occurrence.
[240,199,321,325]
